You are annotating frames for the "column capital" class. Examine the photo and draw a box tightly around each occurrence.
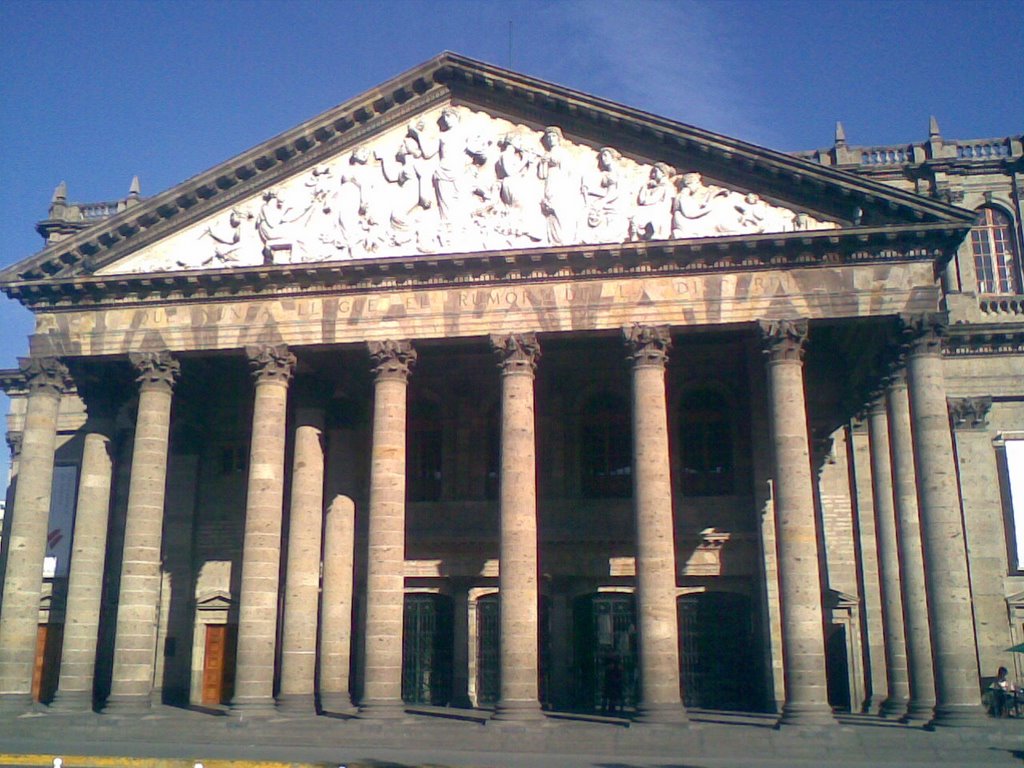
[623,324,671,367]
[490,332,541,375]
[367,339,416,381]
[246,344,296,385]
[18,356,70,397]
[758,318,807,362]
[948,396,992,431]
[129,350,180,393]
[899,312,947,358]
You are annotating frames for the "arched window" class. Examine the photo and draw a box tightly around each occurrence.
[679,388,733,496]
[971,207,1020,294]
[580,391,631,498]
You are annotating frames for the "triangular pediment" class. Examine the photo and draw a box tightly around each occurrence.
[0,52,974,288]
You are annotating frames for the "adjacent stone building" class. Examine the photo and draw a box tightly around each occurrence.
[0,53,1021,728]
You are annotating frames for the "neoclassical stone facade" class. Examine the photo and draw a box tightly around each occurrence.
[1,54,1022,730]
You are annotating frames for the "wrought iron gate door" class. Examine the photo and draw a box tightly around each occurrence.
[402,594,453,705]
[573,593,638,711]
[477,594,500,705]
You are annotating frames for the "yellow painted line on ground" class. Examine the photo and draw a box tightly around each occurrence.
[0,758,323,768]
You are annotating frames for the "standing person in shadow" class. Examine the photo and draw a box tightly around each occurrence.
[602,656,624,716]
[991,666,1016,717]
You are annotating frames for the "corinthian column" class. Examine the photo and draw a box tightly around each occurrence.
[490,332,544,721]
[105,351,180,713]
[759,319,834,726]
[624,325,686,724]
[51,391,117,712]
[230,344,295,715]
[902,314,986,726]
[277,397,325,715]
[359,340,415,719]
[885,368,936,722]
[319,494,357,714]
[865,399,909,718]
[0,357,69,712]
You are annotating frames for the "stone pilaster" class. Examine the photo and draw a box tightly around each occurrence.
[277,401,325,715]
[759,319,834,726]
[319,494,357,714]
[885,368,936,722]
[359,339,415,718]
[489,332,544,721]
[230,344,295,715]
[865,400,909,718]
[105,351,180,713]
[50,403,117,712]
[625,324,687,724]
[902,315,987,726]
[0,357,69,711]
[949,397,1013,682]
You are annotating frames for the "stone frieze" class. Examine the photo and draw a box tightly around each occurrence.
[98,105,836,275]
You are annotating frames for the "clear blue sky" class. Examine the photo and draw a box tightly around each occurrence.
[1,0,1021,490]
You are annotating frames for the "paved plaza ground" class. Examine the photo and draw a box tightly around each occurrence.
[0,707,1021,768]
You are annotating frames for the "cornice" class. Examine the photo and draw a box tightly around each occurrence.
[0,223,966,312]
[0,53,974,291]
[943,324,1024,356]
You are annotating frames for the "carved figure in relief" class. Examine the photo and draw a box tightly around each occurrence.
[671,172,729,238]
[582,147,629,243]
[537,126,581,245]
[492,132,544,243]
[629,162,675,241]
[257,191,308,264]
[193,208,254,267]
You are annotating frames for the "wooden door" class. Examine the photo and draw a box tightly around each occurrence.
[201,624,236,705]
[32,624,63,703]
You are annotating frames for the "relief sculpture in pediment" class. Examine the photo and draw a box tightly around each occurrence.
[102,105,836,275]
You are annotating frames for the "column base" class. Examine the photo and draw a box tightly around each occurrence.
[777,701,836,727]
[319,691,357,715]
[878,695,909,718]
[901,699,936,724]
[490,699,546,722]
[633,701,689,725]
[0,692,34,715]
[275,693,316,716]
[48,689,95,713]
[357,698,407,719]
[928,703,992,728]
[102,693,153,715]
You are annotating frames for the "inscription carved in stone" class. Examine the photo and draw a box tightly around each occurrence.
[101,106,837,275]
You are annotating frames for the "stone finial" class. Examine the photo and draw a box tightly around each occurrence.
[928,115,941,139]
[834,121,846,147]
[128,176,141,197]
[898,312,947,357]
[948,396,992,430]
[623,324,671,367]
[490,332,541,374]
[18,356,71,397]
[367,339,416,381]
[129,350,181,392]
[246,344,296,384]
[51,181,67,203]
[758,318,808,362]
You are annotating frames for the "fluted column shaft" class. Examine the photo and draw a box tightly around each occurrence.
[490,333,544,721]
[51,414,115,711]
[760,320,834,726]
[885,372,936,722]
[903,317,986,726]
[0,358,68,710]
[865,401,909,717]
[319,494,357,713]
[277,405,324,714]
[230,344,295,714]
[105,352,180,712]
[625,325,686,724]
[360,340,415,718]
